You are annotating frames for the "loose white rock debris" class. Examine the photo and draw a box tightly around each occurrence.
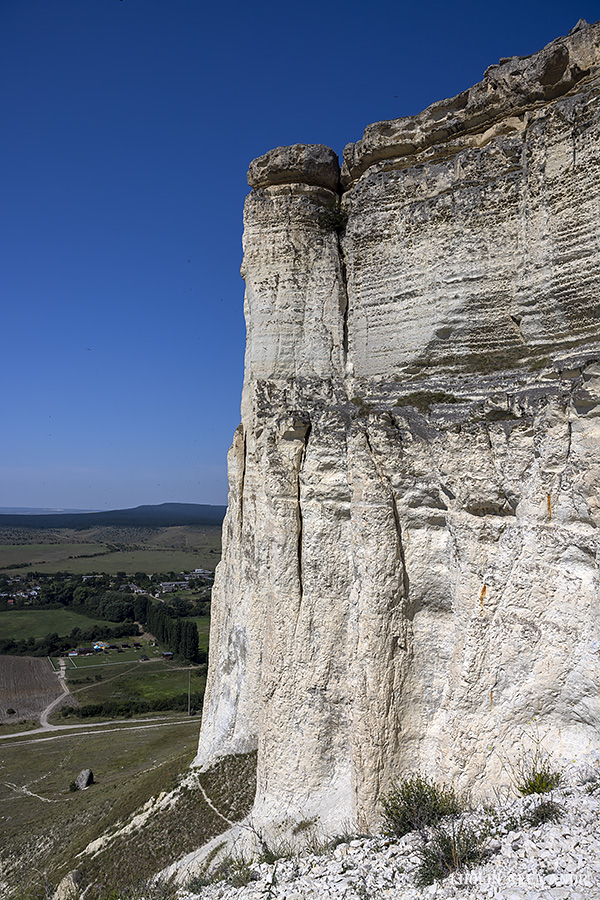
[180,786,600,900]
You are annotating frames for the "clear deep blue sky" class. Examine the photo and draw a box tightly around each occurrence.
[1,1,597,510]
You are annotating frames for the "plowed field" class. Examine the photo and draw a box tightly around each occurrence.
[0,656,61,722]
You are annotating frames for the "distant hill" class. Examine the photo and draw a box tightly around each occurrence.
[0,503,226,530]
[0,507,99,515]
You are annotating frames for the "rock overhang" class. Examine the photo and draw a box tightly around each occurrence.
[246,19,600,194]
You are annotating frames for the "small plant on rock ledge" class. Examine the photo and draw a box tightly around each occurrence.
[517,763,563,796]
[507,728,564,796]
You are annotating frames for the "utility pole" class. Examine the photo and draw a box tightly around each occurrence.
[188,667,191,716]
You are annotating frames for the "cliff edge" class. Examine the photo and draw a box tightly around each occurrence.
[194,20,600,837]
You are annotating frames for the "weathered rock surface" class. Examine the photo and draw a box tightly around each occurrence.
[52,870,82,900]
[247,144,340,192]
[341,16,599,187]
[195,21,600,837]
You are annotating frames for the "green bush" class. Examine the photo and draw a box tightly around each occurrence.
[525,799,564,827]
[415,823,485,886]
[506,728,564,796]
[380,775,462,837]
[515,758,563,796]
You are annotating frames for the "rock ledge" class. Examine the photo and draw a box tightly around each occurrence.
[247,144,339,191]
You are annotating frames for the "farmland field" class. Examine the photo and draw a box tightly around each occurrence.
[0,608,122,641]
[0,542,109,568]
[0,524,221,574]
[63,645,164,668]
[0,656,61,722]
[26,548,220,574]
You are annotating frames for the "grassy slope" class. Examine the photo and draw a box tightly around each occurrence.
[82,751,257,896]
[0,720,198,895]
[0,722,256,899]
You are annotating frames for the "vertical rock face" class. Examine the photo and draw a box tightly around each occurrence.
[195,21,600,833]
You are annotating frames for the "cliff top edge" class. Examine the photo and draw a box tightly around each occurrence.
[247,19,600,191]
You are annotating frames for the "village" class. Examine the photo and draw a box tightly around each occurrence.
[0,567,213,608]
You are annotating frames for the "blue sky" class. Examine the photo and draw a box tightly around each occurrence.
[1,0,597,510]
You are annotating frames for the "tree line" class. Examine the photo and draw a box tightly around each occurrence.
[135,596,201,664]
[0,622,139,657]
[1,572,204,663]
[60,691,204,719]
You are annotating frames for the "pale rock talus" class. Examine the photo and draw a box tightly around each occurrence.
[195,20,600,836]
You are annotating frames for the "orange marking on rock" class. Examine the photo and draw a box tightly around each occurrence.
[479,584,487,611]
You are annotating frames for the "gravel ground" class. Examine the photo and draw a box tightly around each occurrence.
[180,784,600,900]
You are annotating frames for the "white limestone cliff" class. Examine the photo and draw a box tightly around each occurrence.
[194,20,600,836]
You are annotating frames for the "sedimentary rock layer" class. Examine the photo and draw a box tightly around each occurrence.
[195,20,600,834]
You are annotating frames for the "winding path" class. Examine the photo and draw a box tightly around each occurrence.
[39,658,70,729]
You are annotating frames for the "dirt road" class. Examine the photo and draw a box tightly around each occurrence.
[39,658,70,728]
[0,714,198,745]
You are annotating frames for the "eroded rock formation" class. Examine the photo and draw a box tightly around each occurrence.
[195,20,600,834]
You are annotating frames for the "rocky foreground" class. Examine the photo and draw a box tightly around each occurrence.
[182,784,600,900]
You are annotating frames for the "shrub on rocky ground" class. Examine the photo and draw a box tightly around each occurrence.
[415,822,487,886]
[188,853,256,890]
[579,759,600,794]
[380,775,462,837]
[506,728,564,796]
[525,798,564,827]
[516,760,563,796]
[81,878,179,899]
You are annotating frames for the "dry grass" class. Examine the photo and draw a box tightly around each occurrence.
[81,751,257,893]
[0,699,256,900]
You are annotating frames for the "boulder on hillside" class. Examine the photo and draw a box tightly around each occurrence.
[75,769,93,790]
